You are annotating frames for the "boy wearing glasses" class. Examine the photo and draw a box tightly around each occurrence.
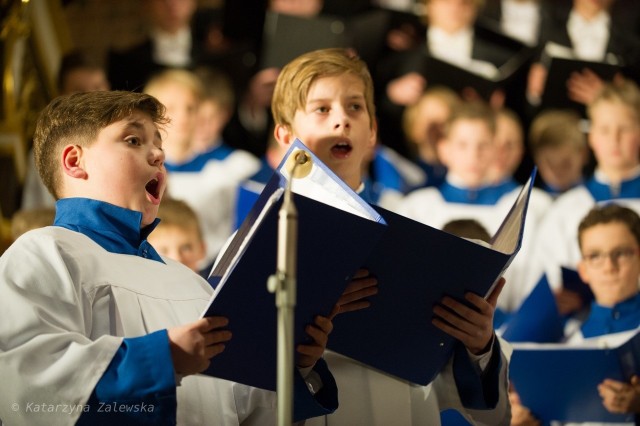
[513,203,640,421]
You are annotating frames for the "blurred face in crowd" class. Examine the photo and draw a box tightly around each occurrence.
[438,118,495,187]
[534,144,587,192]
[426,0,479,33]
[269,0,323,17]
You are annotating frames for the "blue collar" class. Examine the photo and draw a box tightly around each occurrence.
[359,178,382,205]
[585,174,640,202]
[581,293,640,338]
[438,179,517,205]
[54,198,164,263]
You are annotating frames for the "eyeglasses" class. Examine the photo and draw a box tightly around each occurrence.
[582,247,639,268]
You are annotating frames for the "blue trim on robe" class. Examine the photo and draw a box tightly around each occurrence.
[372,150,408,193]
[438,179,518,205]
[452,339,502,409]
[360,178,383,205]
[585,174,640,202]
[417,159,447,188]
[581,293,640,338]
[233,158,274,230]
[293,358,338,422]
[165,143,235,173]
[55,198,178,424]
[78,331,177,425]
[54,198,164,263]
[250,156,276,184]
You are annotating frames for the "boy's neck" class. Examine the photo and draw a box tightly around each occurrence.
[596,165,640,186]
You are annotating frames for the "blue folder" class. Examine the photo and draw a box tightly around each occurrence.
[201,140,387,391]
[561,266,594,305]
[328,169,538,385]
[501,274,564,343]
[510,329,640,423]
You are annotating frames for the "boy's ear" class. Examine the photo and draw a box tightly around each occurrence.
[437,138,450,166]
[274,124,293,147]
[368,118,378,148]
[577,260,591,286]
[61,144,88,179]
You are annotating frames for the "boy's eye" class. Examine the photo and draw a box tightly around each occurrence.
[315,106,329,113]
[349,103,362,111]
[126,137,142,146]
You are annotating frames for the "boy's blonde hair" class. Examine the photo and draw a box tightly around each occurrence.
[529,109,586,154]
[194,66,236,112]
[11,207,56,241]
[443,101,496,138]
[33,90,168,199]
[157,198,203,240]
[402,86,460,145]
[143,69,205,102]
[271,48,376,130]
[587,79,640,122]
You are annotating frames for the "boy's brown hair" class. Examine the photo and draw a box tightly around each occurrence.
[528,109,586,154]
[443,101,496,138]
[156,197,203,240]
[33,90,168,199]
[402,86,461,145]
[578,203,640,251]
[587,79,640,122]
[271,48,376,130]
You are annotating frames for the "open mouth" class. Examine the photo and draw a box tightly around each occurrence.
[330,140,353,158]
[145,174,162,203]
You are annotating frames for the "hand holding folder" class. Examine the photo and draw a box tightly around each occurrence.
[510,328,640,423]
[329,169,538,385]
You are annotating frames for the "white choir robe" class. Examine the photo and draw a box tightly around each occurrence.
[524,186,640,293]
[167,150,260,266]
[396,185,552,314]
[0,227,279,426]
[306,341,512,426]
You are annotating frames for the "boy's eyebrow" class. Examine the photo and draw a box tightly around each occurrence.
[124,119,163,142]
[306,93,366,104]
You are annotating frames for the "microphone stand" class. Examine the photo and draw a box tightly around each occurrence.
[268,151,309,426]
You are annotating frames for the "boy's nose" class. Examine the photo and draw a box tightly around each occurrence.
[333,112,351,130]
[150,147,165,166]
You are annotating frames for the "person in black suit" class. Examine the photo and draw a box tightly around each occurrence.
[376,0,529,158]
[527,0,640,111]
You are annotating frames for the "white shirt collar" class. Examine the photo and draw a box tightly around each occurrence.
[567,9,610,61]
[501,0,540,46]
[428,26,474,67]
[151,27,192,67]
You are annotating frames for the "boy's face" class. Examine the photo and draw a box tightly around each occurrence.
[153,81,199,157]
[438,119,495,187]
[589,101,640,174]
[535,145,586,191]
[274,74,377,190]
[61,69,110,95]
[578,222,640,307]
[68,111,166,227]
[428,0,478,33]
[193,100,230,151]
[489,114,523,182]
[411,96,450,148]
[148,224,205,272]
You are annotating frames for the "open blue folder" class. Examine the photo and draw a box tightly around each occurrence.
[500,274,564,343]
[328,169,537,385]
[200,140,387,391]
[510,328,640,423]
